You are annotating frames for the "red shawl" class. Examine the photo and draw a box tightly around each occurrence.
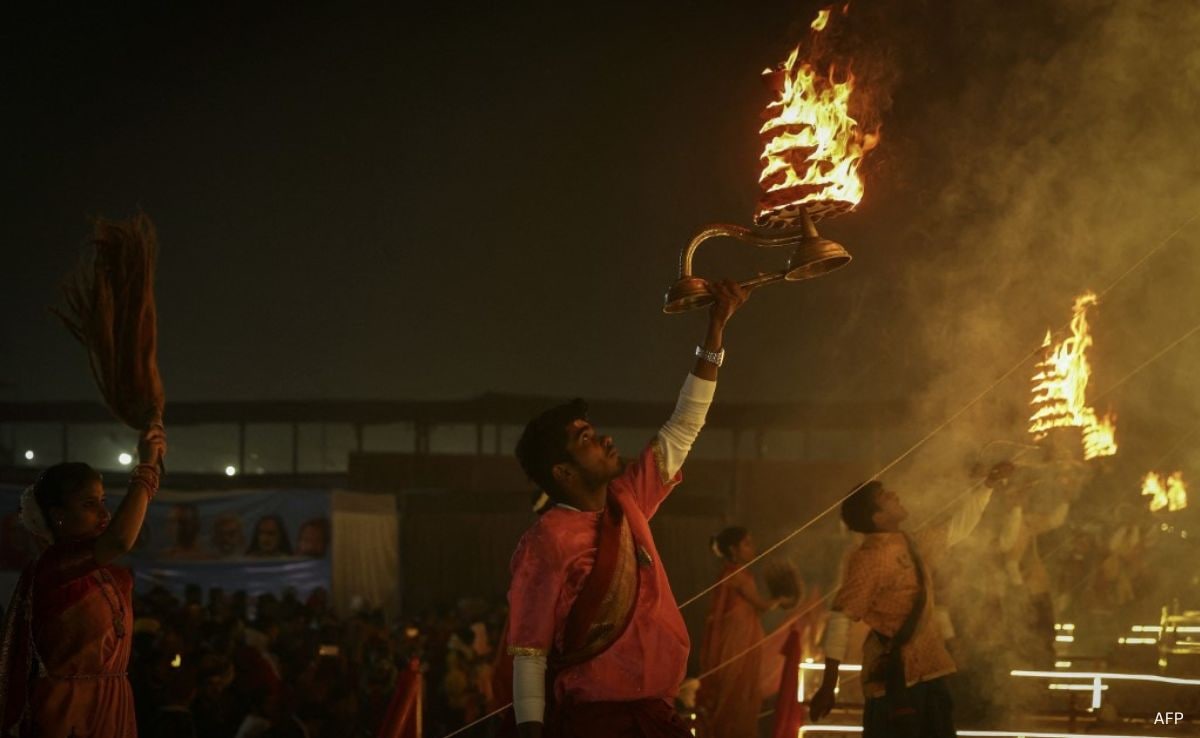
[491,491,641,728]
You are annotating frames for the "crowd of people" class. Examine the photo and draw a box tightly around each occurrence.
[133,581,544,738]
[0,567,524,738]
[126,583,412,738]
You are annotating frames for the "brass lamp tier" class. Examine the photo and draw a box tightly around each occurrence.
[662,206,851,314]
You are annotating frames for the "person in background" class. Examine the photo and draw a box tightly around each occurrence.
[192,654,239,738]
[810,475,995,738]
[699,526,789,738]
[149,661,198,738]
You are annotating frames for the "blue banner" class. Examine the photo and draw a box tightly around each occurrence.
[0,484,332,600]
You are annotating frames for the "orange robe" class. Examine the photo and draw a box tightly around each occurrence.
[698,566,766,738]
[1,539,137,737]
[506,442,690,707]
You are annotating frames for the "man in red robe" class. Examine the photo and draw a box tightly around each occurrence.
[505,281,748,738]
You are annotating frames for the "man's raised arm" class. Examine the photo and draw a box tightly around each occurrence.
[656,280,747,480]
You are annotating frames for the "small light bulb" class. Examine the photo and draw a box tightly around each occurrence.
[24,450,35,461]
[118,452,133,465]
[171,653,182,668]
[224,465,237,477]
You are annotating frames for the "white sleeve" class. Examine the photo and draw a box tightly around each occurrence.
[946,488,993,547]
[822,610,851,663]
[657,374,717,478]
[998,505,1023,552]
[513,653,547,724]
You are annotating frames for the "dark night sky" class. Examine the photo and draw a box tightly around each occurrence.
[4,0,1198,462]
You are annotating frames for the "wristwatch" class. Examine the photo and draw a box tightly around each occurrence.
[695,345,725,367]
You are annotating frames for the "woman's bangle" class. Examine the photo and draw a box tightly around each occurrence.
[130,463,160,500]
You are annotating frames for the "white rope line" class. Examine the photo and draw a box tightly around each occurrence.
[1152,422,1200,467]
[440,704,512,738]
[1093,318,1200,401]
[695,598,822,681]
[1096,211,1200,300]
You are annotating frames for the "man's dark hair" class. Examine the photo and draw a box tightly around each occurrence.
[514,398,589,499]
[841,480,883,534]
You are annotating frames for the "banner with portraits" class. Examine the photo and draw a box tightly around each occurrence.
[0,485,332,601]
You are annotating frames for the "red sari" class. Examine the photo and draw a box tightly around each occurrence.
[0,539,137,737]
[698,565,766,738]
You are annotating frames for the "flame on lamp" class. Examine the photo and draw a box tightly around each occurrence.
[1167,472,1189,511]
[754,5,879,228]
[1028,292,1117,460]
[1143,471,1188,512]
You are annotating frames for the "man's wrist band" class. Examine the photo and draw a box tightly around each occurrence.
[695,345,725,367]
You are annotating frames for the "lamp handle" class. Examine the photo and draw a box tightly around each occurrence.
[677,221,815,280]
[672,271,788,312]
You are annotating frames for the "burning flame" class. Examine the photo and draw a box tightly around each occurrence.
[1028,292,1117,460]
[1168,473,1188,511]
[1142,471,1188,512]
[754,5,878,228]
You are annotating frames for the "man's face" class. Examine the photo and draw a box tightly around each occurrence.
[257,519,282,553]
[871,486,909,530]
[732,534,756,564]
[297,524,326,557]
[214,518,243,554]
[560,419,623,488]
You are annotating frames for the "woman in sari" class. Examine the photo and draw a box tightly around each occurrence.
[0,425,166,737]
[698,526,785,738]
